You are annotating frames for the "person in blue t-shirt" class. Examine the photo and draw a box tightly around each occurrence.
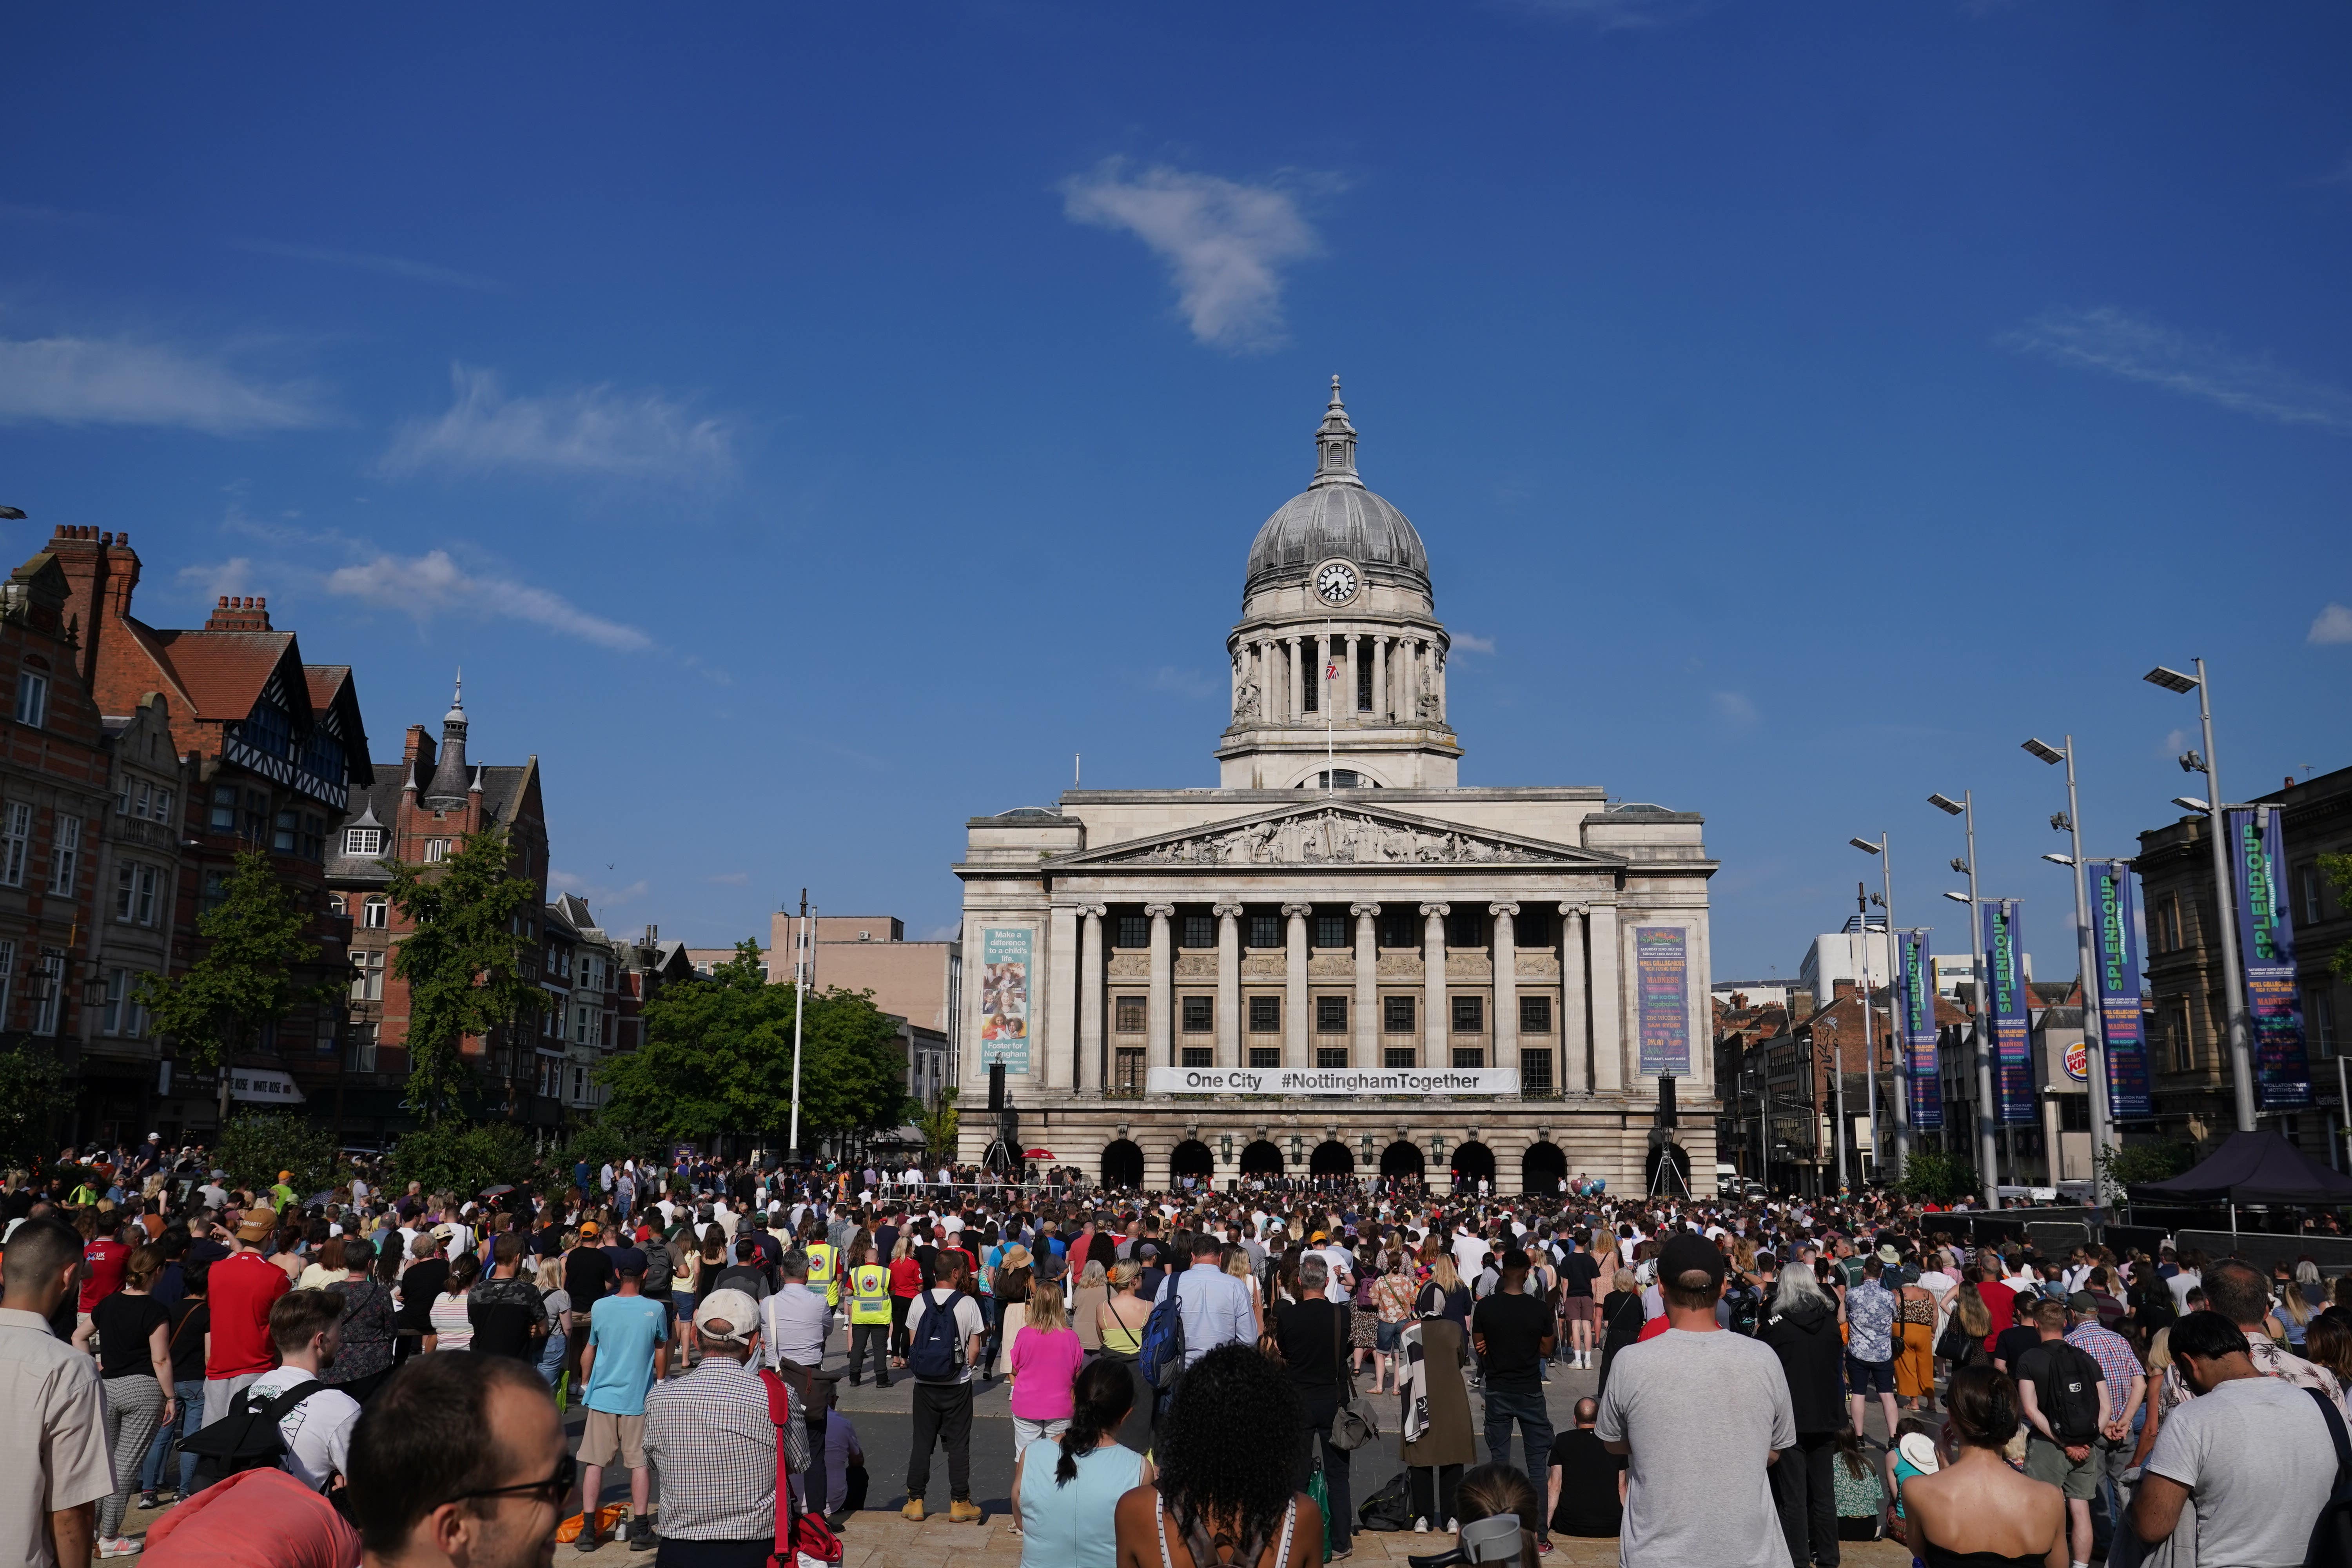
[575,1250,670,1551]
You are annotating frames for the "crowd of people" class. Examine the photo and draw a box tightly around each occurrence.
[7,1135,2352,1568]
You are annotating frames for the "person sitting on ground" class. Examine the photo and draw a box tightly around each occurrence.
[1545,1397,1624,1540]
[1112,1343,1322,1568]
[1898,1364,2067,1568]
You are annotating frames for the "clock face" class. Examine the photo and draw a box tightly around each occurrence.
[1314,561,1359,605]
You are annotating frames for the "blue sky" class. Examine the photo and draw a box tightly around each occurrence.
[4,3,2349,983]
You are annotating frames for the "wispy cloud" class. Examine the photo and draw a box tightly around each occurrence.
[325,549,654,652]
[2312,604,2352,645]
[381,365,735,482]
[705,871,752,886]
[1711,691,1760,728]
[175,557,257,600]
[1062,160,1323,352]
[1147,665,1222,701]
[1453,632,1498,655]
[550,869,650,910]
[2000,307,2352,434]
[0,334,327,434]
[232,238,501,292]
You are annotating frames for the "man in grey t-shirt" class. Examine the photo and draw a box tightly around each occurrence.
[1597,1233,1795,1568]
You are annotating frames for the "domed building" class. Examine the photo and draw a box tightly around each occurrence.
[953,383,1717,1196]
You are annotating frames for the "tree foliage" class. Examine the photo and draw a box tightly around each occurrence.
[597,940,908,1149]
[385,825,542,1123]
[392,1120,539,1200]
[916,1087,960,1161]
[0,1038,74,1171]
[136,849,332,1077]
[2098,1140,2200,1187]
[216,1111,341,1200]
[2322,854,2352,984]
[1894,1147,1981,1203]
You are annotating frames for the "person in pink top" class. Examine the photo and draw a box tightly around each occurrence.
[1005,1283,1086,1537]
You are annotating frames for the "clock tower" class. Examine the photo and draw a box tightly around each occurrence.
[1217,378,1463,789]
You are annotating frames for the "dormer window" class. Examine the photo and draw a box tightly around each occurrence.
[346,827,383,856]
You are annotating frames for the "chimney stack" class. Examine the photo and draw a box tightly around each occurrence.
[203,595,273,632]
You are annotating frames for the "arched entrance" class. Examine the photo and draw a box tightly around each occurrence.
[1380,1140,1426,1182]
[1169,1139,1214,1188]
[1239,1139,1284,1177]
[1308,1140,1354,1176]
[1101,1139,1144,1192]
[1451,1141,1496,1193]
[1521,1140,1566,1198]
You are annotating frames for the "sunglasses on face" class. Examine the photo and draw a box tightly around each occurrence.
[449,1452,576,1509]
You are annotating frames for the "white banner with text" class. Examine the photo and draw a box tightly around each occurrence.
[1145,1066,1521,1096]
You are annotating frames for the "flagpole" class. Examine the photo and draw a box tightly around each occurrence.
[1325,616,1335,794]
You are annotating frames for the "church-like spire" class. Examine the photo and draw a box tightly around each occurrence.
[1310,374,1361,490]
[424,669,472,808]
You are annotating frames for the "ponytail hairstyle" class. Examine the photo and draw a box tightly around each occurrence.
[1056,1356,1136,1486]
[1943,1364,2020,1451]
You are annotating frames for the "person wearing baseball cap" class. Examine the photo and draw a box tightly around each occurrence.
[645,1288,809,1557]
[1595,1230,1793,1568]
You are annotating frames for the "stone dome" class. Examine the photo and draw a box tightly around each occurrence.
[1243,379,1430,602]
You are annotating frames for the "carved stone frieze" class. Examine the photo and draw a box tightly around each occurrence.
[1377,953,1423,980]
[1445,952,1492,980]
[1173,954,1216,980]
[1107,954,1151,979]
[1307,954,1353,979]
[1515,952,1563,980]
[1102,807,1579,867]
[1241,953,1286,978]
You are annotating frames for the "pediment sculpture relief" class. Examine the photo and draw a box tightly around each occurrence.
[1107,808,1577,867]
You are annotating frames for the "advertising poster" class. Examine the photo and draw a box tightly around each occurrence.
[978,926,1033,1075]
[1897,929,1942,1130]
[1633,926,1691,1075]
[2227,808,2312,1111]
[1981,899,2033,1123]
[2085,859,2152,1118]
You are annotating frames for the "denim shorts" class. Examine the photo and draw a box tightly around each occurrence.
[1376,1319,1401,1353]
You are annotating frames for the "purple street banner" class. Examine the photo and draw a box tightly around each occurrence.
[2085,859,2152,1118]
[1897,928,1942,1130]
[2227,807,2312,1111]
[1981,899,2033,1123]
[1633,926,1691,1076]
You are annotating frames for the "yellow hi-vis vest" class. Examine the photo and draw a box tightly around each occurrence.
[848,1263,891,1324]
[806,1242,840,1307]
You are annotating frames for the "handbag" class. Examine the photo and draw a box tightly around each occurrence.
[1305,1454,1333,1564]
[1329,1305,1381,1452]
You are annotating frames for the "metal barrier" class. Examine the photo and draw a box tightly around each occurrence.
[2180,1229,2352,1278]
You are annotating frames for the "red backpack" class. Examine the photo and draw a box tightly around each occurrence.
[758,1368,842,1567]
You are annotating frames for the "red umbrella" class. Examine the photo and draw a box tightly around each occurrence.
[1023,1147,1056,1160]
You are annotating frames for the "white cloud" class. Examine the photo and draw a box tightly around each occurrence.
[381,365,734,482]
[2312,603,2352,644]
[2000,307,2352,434]
[550,870,650,909]
[176,557,256,599]
[1453,632,1498,655]
[233,238,501,292]
[2165,728,2191,755]
[1062,160,1321,352]
[1711,691,1759,728]
[705,871,752,886]
[0,334,327,434]
[325,549,653,652]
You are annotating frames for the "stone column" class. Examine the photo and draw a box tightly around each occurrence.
[1490,902,1519,1076]
[1045,904,1078,1089]
[1287,637,1305,722]
[1283,902,1313,1070]
[1420,903,1449,1066]
[1214,903,1243,1069]
[1351,903,1379,1067]
[1559,904,1590,1094]
[1373,636,1389,721]
[1433,645,1447,721]
[1146,904,1174,1065]
[1265,640,1283,722]
[1587,902,1624,1094]
[1344,632,1360,717]
[1401,639,1418,719]
[1078,905,1106,1093]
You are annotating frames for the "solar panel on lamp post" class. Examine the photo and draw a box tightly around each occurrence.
[1929,789,2000,1209]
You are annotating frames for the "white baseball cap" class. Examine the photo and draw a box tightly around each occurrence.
[695,1287,761,1345]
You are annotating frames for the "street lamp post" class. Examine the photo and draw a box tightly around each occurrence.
[2145,662,2256,1132]
[1851,882,1879,1184]
[1852,833,1908,1177]
[2023,735,2117,1198]
[1931,789,2002,1209]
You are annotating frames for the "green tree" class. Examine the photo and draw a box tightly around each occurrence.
[136,849,337,1123]
[597,940,907,1150]
[1894,1147,1981,1203]
[2097,1140,2199,1188]
[0,1038,74,1171]
[385,825,541,1122]
[216,1111,340,1200]
[392,1120,539,1199]
[915,1087,960,1161]
[2321,855,2352,981]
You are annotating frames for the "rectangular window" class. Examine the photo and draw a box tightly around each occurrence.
[116,864,135,921]
[1180,913,1216,950]
[348,1022,377,1072]
[362,896,388,929]
[2302,864,2326,926]
[1114,1047,1145,1093]
[1248,995,1281,1033]
[1520,995,1553,1033]
[102,968,126,1036]
[2169,998,2194,1073]
[0,802,29,887]
[1383,1046,1416,1068]
[116,775,131,815]
[2312,990,2339,1061]
[1181,1045,1213,1067]
[133,780,151,818]
[350,950,385,1002]
[0,938,14,1027]
[301,814,325,860]
[1180,995,1214,1033]
[1250,1046,1281,1068]
[1316,1046,1348,1068]
[1316,995,1347,1033]
[2158,895,2181,952]
[200,870,228,913]
[1384,995,1415,1033]
[31,953,62,1035]
[1114,995,1146,1033]
[346,828,382,857]
[135,864,158,926]
[1520,1048,1554,1091]
[13,671,47,728]
[425,838,450,863]
[1516,909,1552,949]
[274,808,299,853]
[211,784,238,833]
[1116,914,1149,949]
[1248,913,1281,950]
[1452,995,1485,1034]
[1445,909,1485,949]
[49,816,79,895]
[1379,909,1417,949]
[574,1005,592,1045]
[1452,1045,1485,1068]
[1313,913,1348,949]
[153,787,172,825]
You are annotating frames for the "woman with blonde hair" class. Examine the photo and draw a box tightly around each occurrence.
[1224,1241,1265,1337]
[1073,1258,1110,1353]
[1007,1282,1084,1537]
[1098,1259,1155,1453]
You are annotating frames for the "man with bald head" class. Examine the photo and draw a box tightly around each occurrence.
[1547,1396,1627,1539]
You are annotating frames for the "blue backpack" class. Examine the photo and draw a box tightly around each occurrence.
[1139,1276,1188,1390]
[906,1289,964,1381]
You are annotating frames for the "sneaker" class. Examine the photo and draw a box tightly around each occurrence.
[575,1524,602,1553]
[902,1499,926,1523]
[949,1499,984,1525]
[626,1515,657,1552]
[1414,1518,1431,1534]
[1446,1518,1459,1533]
[97,1539,142,1559]
[136,1492,159,1511]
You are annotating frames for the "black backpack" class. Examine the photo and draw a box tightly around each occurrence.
[1726,1284,1764,1338]
[2031,1343,2105,1446]
[2305,1388,2352,1568]
[180,1379,327,1486]
[1357,1472,1412,1532]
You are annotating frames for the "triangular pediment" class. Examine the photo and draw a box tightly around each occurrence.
[1048,802,1622,871]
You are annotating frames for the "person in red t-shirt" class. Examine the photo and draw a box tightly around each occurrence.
[1973,1267,2015,1353]
[203,1207,292,1432]
[78,1227,132,1325]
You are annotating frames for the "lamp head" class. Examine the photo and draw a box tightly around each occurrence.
[1927,793,1964,816]
[2178,750,2205,774]
[2144,666,2199,695]
[2021,738,2065,766]
[1942,891,1971,906]
[1950,857,1971,876]
[2172,795,2210,814]
[1849,837,1880,855]
[2042,853,2075,866]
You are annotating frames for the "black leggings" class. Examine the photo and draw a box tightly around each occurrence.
[1410,1464,1462,1526]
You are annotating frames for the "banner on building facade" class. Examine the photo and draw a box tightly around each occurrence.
[1145,1065,1521,1096]
[2227,808,2312,1111]
[2085,859,2152,1118]
[978,926,1033,1075]
[1897,928,1942,1130]
[1981,899,2033,1123]
[1633,926,1691,1076]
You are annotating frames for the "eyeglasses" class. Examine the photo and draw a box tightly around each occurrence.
[448,1453,576,1508]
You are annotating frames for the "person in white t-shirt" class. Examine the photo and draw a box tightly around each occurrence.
[248,1289,363,1494]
